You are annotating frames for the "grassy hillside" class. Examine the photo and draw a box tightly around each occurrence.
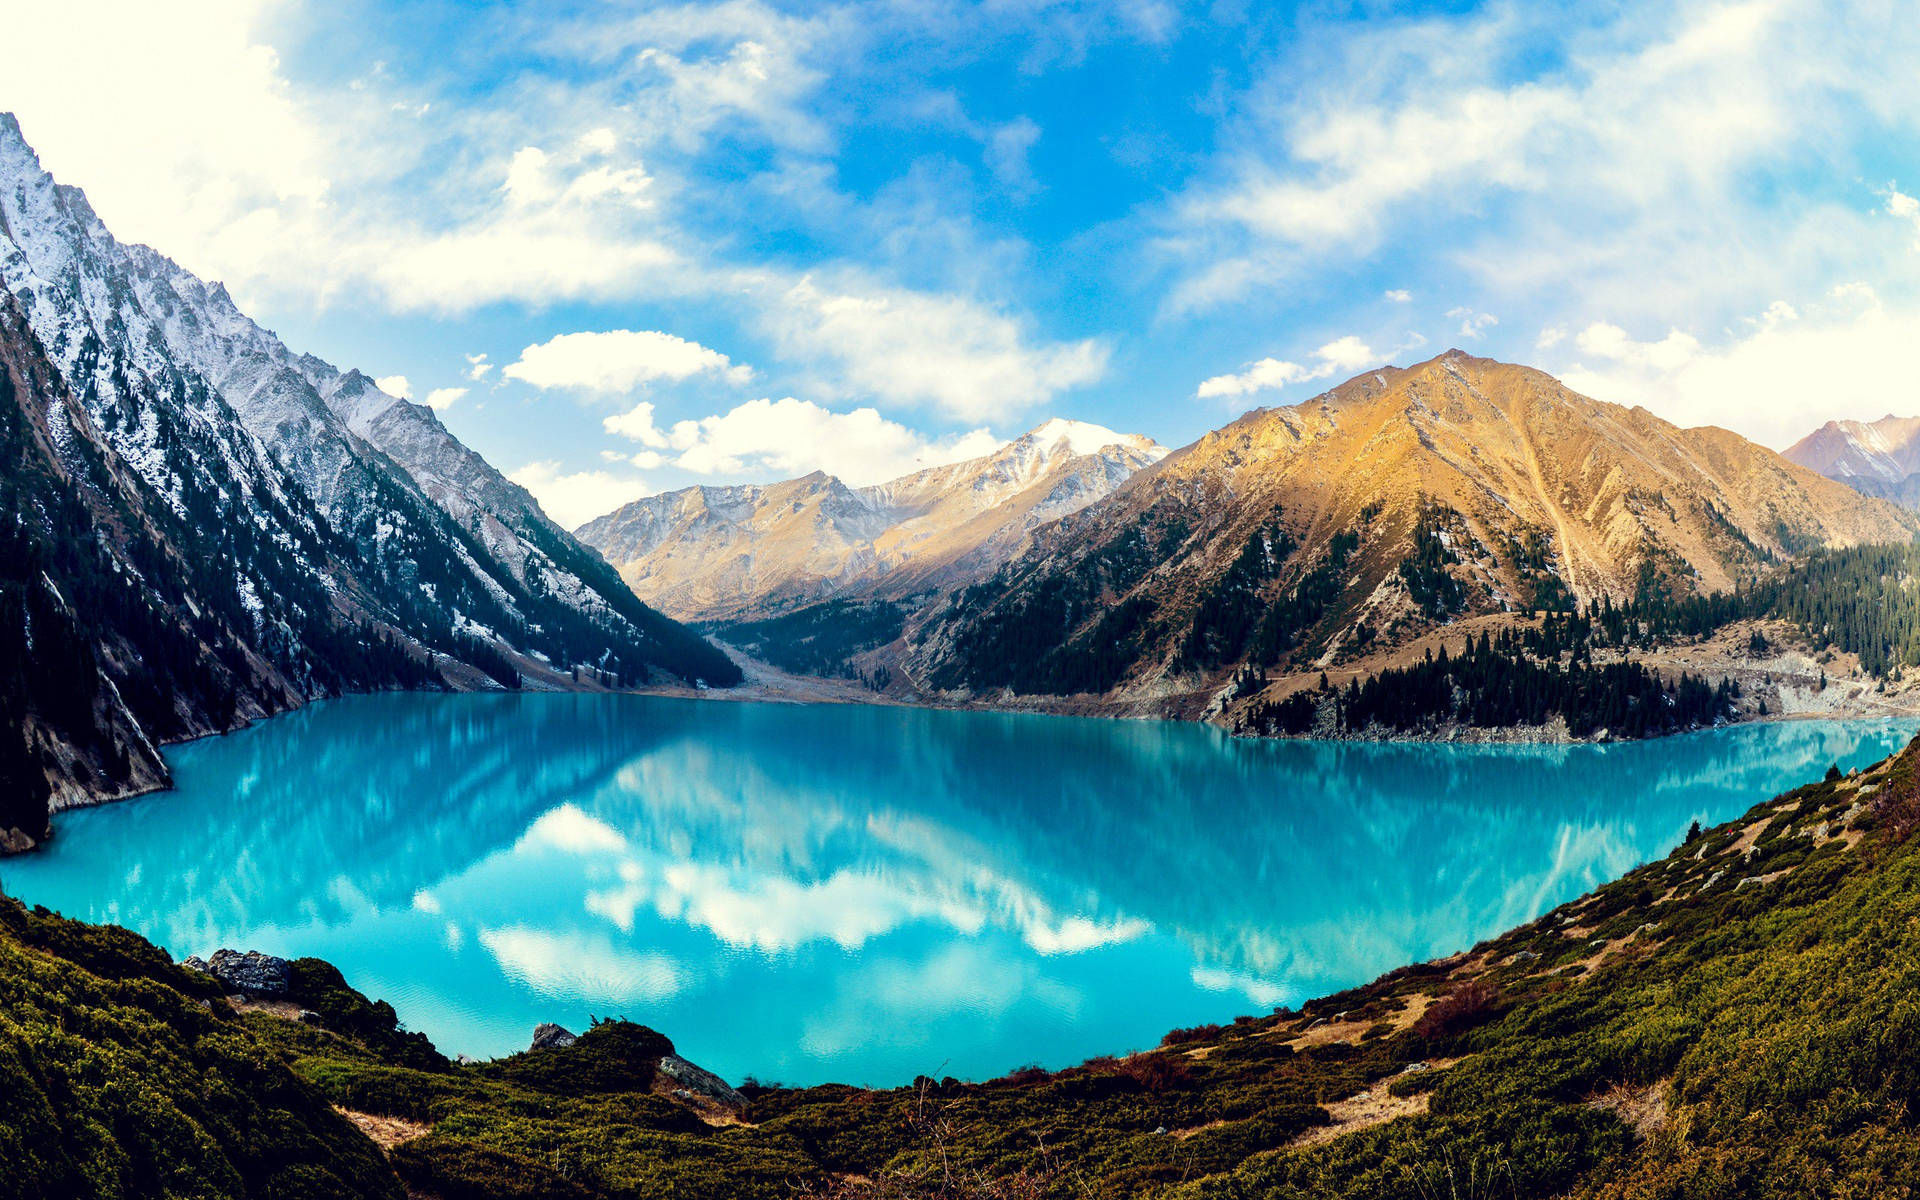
[10,738,1920,1196]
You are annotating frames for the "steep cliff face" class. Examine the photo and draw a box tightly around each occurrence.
[909,351,1916,703]
[0,115,739,846]
[0,114,734,695]
[0,288,330,847]
[576,419,1164,621]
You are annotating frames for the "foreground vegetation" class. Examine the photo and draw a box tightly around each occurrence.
[11,738,1920,1196]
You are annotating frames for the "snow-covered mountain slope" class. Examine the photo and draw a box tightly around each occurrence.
[0,113,736,705]
[574,420,1166,621]
[0,113,740,841]
[1785,415,1920,508]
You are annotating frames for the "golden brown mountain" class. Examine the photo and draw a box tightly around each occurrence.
[574,419,1165,622]
[908,350,1916,710]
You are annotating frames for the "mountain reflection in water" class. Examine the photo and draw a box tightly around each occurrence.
[4,693,1911,1086]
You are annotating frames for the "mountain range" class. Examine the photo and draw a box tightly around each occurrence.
[0,114,734,850]
[579,349,1910,715]
[576,418,1164,620]
[912,352,1915,708]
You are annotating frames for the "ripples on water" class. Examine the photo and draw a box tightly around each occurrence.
[2,693,1911,1086]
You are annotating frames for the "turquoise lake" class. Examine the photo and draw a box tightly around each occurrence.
[2,693,1913,1087]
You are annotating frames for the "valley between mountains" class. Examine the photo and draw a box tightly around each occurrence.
[12,72,1920,1200]
[579,351,1920,744]
[11,94,1920,860]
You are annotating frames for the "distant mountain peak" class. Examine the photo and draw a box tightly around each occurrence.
[1785,412,1920,507]
[1016,417,1156,458]
[907,355,1915,706]
[577,417,1164,621]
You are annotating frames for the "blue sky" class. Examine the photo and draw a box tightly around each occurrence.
[6,0,1920,525]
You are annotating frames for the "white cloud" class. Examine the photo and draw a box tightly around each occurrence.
[508,460,651,528]
[758,275,1108,421]
[465,352,493,380]
[1384,288,1411,302]
[985,116,1042,197]
[1549,289,1920,447]
[603,401,673,448]
[1167,1,1920,325]
[0,0,334,294]
[505,329,752,392]
[1315,334,1378,371]
[423,386,467,410]
[1572,322,1702,371]
[664,396,1001,484]
[1887,186,1920,248]
[1196,336,1380,400]
[1445,307,1499,339]
[375,374,412,400]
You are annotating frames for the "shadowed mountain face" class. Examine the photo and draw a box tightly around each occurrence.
[1786,414,1920,509]
[909,351,1916,705]
[575,419,1164,622]
[0,115,736,843]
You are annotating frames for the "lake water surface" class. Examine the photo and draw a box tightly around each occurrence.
[2,694,1912,1087]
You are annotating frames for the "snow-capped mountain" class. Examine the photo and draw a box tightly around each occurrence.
[1785,415,1920,508]
[0,112,735,845]
[575,419,1166,621]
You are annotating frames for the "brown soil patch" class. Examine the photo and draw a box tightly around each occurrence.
[1292,1074,1448,1148]
[337,1107,430,1151]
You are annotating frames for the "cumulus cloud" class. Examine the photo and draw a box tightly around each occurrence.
[504,329,753,392]
[508,460,651,528]
[1167,0,1920,327]
[423,386,467,410]
[1548,289,1920,448]
[1196,336,1381,400]
[1571,322,1701,371]
[375,374,412,400]
[1384,288,1411,302]
[465,352,493,380]
[759,275,1108,421]
[655,396,1002,484]
[603,400,673,448]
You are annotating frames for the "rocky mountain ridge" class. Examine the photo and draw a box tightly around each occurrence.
[906,351,1916,711]
[576,418,1165,621]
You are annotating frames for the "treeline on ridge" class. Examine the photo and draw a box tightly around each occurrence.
[1239,630,1740,739]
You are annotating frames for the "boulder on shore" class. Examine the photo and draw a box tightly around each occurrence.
[657,1053,747,1110]
[182,949,292,997]
[530,1022,577,1051]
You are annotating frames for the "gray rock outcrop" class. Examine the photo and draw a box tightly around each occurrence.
[183,949,292,997]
